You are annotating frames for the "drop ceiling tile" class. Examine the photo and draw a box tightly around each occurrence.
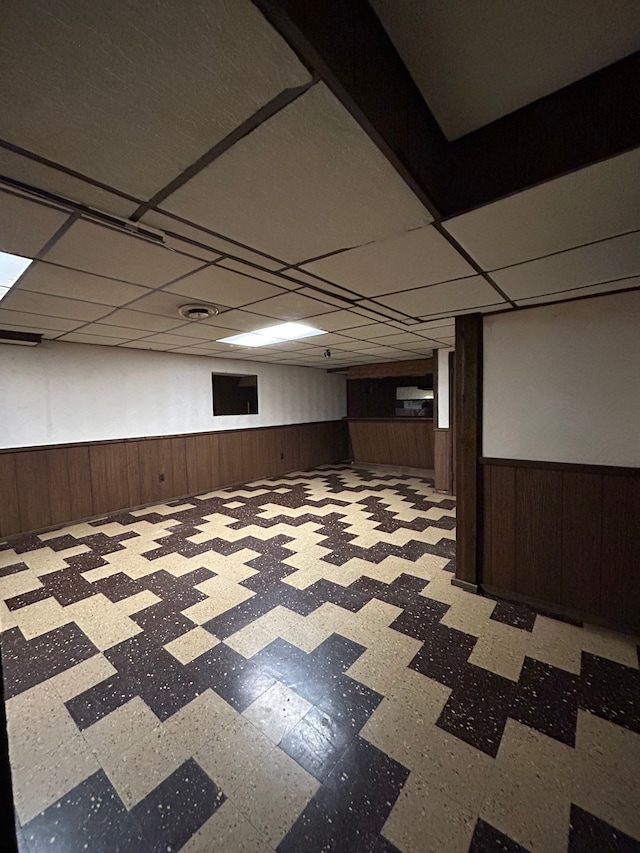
[296,288,351,309]
[0,148,138,219]
[432,337,455,347]
[217,260,299,290]
[240,291,337,321]
[514,277,640,307]
[164,265,285,309]
[302,225,474,296]
[0,191,70,257]
[97,309,186,332]
[304,310,373,332]
[116,289,201,319]
[406,319,456,333]
[313,338,372,351]
[139,332,213,347]
[0,309,82,332]
[0,289,112,321]
[373,332,435,346]
[369,0,640,140]
[161,83,431,262]
[353,300,422,323]
[209,309,277,332]
[339,323,399,339]
[17,262,152,306]
[160,323,240,341]
[140,212,285,270]
[0,0,309,198]
[43,220,204,286]
[59,333,130,346]
[72,324,149,340]
[493,231,640,301]
[167,346,220,356]
[375,276,505,317]
[120,340,177,352]
[444,148,640,269]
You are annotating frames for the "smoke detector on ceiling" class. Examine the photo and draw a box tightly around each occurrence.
[179,303,219,320]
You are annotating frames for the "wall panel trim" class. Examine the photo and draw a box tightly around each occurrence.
[481,457,639,477]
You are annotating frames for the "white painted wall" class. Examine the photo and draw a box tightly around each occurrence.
[437,347,454,428]
[0,341,346,448]
[483,290,640,466]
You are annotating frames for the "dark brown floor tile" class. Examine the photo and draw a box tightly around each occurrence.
[131,759,224,853]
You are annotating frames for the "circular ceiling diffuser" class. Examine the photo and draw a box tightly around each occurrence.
[178,303,219,320]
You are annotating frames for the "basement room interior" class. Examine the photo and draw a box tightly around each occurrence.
[0,2,639,852]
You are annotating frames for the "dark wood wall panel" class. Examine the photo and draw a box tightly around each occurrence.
[482,459,640,630]
[0,421,348,539]
[483,464,516,590]
[0,454,20,537]
[601,475,640,628]
[348,420,434,469]
[515,468,563,602]
[434,429,453,493]
[562,472,602,615]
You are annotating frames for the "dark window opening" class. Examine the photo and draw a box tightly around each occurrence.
[212,373,258,415]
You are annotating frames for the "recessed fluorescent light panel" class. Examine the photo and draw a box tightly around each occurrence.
[0,251,33,302]
[218,322,325,347]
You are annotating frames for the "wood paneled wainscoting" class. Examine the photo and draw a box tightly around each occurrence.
[0,421,348,539]
[482,458,640,631]
[347,418,434,469]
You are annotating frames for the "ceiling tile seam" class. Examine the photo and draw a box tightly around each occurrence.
[47,259,217,338]
[130,78,319,222]
[150,208,290,267]
[0,138,143,205]
[483,225,640,274]
[21,258,172,291]
[278,222,441,270]
[514,276,640,302]
[344,272,481,302]
[0,183,77,219]
[431,221,516,307]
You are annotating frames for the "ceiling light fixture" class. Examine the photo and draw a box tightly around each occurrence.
[0,250,33,302]
[218,322,325,347]
[178,303,219,320]
[0,329,42,346]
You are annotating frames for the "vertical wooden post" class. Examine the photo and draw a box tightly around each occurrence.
[453,313,483,591]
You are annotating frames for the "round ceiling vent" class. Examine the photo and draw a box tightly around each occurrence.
[178,303,219,320]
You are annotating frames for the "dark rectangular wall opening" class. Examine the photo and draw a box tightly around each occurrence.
[212,373,258,415]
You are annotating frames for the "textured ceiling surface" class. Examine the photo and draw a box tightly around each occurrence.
[369,0,640,140]
[0,2,638,369]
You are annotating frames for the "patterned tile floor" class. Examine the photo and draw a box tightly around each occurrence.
[1,464,639,853]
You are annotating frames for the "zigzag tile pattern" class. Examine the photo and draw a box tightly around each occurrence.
[0,465,639,852]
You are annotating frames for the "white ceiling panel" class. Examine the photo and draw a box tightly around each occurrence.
[403,319,456,334]
[140,212,285,270]
[295,289,349,309]
[514,278,640,307]
[16,262,152,306]
[164,265,285,309]
[244,291,338,321]
[302,311,373,332]
[302,225,474,296]
[0,309,82,333]
[375,276,504,317]
[0,191,70,258]
[114,289,200,319]
[43,219,204,286]
[69,324,149,340]
[374,332,438,346]
[60,333,131,346]
[492,231,640,301]
[370,0,640,140]
[98,310,186,333]
[139,332,214,348]
[339,323,399,339]
[0,289,111,321]
[217,260,299,290]
[0,0,309,198]
[205,309,275,333]
[0,148,138,219]
[120,340,178,352]
[161,83,432,262]
[444,149,640,270]
[159,323,240,341]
